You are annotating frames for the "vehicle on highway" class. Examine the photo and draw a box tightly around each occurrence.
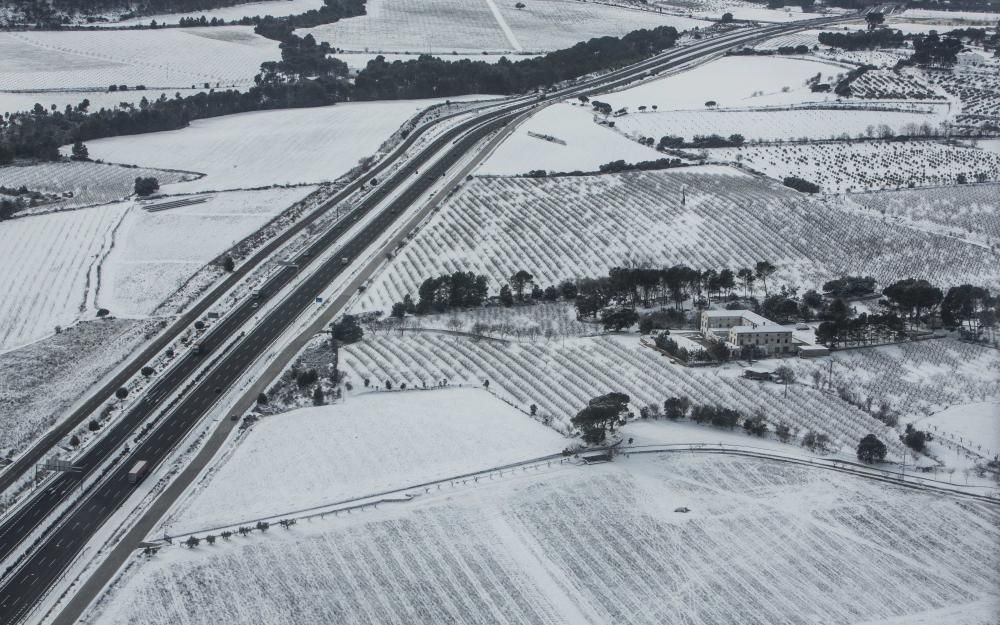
[127,460,150,484]
[341,256,350,265]
[251,288,262,298]
[192,342,204,355]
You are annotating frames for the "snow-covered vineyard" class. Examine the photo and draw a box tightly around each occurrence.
[356,167,1000,312]
[340,332,905,458]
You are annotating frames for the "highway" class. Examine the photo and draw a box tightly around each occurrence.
[0,95,480,498]
[0,17,851,625]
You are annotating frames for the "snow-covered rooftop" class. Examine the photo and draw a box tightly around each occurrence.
[703,309,775,327]
[731,325,793,334]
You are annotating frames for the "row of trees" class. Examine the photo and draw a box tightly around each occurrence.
[817,28,904,50]
[351,26,679,100]
[574,261,778,318]
[656,133,745,150]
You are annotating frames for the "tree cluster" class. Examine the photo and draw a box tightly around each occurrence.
[352,26,679,100]
[818,28,904,50]
[571,392,630,444]
[597,157,686,174]
[782,176,820,194]
[401,271,491,315]
[906,32,964,66]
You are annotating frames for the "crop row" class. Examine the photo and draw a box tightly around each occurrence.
[356,168,1000,315]
[785,339,1000,423]
[341,332,906,456]
[712,140,1000,192]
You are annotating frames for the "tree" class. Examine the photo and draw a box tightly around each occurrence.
[775,422,792,443]
[312,385,325,405]
[572,393,630,444]
[743,410,768,436]
[737,267,755,298]
[185,536,200,548]
[602,308,639,331]
[754,260,778,296]
[559,280,578,299]
[856,434,887,463]
[865,11,885,31]
[115,387,129,400]
[663,396,690,420]
[509,270,534,301]
[499,284,514,306]
[257,392,268,404]
[941,284,991,332]
[222,255,235,272]
[134,176,159,196]
[70,140,89,161]
[903,425,928,452]
[882,279,943,328]
[331,315,363,344]
[720,11,733,22]
[774,365,795,385]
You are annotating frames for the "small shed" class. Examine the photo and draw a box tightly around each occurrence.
[743,367,775,381]
[581,451,612,464]
[798,345,830,358]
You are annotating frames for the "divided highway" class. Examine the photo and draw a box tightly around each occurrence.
[0,17,851,625]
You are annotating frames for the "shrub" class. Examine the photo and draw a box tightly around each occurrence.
[783,176,820,194]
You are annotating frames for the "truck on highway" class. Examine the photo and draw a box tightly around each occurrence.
[251,288,262,298]
[192,342,204,355]
[127,460,150,484]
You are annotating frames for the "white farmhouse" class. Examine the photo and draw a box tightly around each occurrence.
[700,309,794,355]
[956,50,984,66]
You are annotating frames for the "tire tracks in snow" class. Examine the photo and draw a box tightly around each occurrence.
[483,0,523,52]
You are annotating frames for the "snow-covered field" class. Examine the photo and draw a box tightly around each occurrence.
[599,55,850,111]
[711,140,1000,192]
[846,183,1000,244]
[0,87,210,118]
[0,161,195,214]
[302,0,705,54]
[81,99,459,192]
[0,318,158,457]
[355,167,1000,312]
[85,451,999,625]
[98,187,314,316]
[337,332,904,457]
[916,402,999,453]
[102,0,324,26]
[0,187,310,349]
[492,0,707,52]
[0,27,277,91]
[899,8,1000,23]
[162,388,567,534]
[612,105,946,143]
[0,203,130,350]
[478,102,663,175]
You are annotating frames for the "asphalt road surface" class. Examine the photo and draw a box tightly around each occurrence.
[0,17,849,625]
